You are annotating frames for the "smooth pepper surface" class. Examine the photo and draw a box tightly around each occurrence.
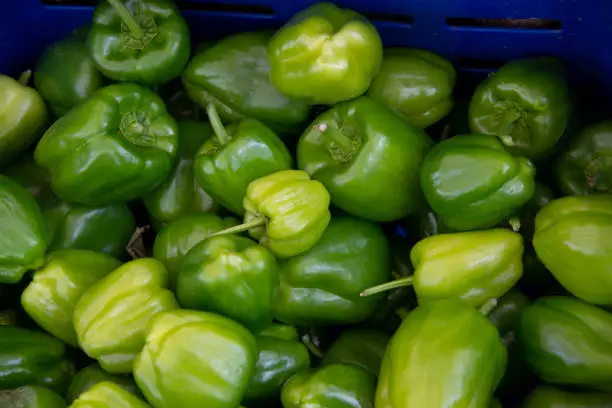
[66,364,139,403]
[69,382,150,408]
[298,96,433,222]
[0,386,66,408]
[34,83,179,205]
[321,328,390,377]
[522,385,612,408]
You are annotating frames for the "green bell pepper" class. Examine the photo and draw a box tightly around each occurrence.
[420,134,536,231]
[321,328,390,377]
[376,299,506,408]
[0,326,74,392]
[368,48,456,128]
[281,364,376,408]
[5,156,136,258]
[152,213,238,287]
[143,120,217,226]
[533,195,612,304]
[522,386,612,408]
[517,296,612,391]
[488,289,530,339]
[555,120,612,195]
[182,31,310,135]
[298,96,433,222]
[0,72,48,167]
[34,83,179,205]
[87,0,190,85]
[66,364,138,403]
[273,216,390,326]
[21,249,121,346]
[73,258,179,373]
[69,382,150,408]
[362,229,523,308]
[193,104,292,216]
[268,2,383,105]
[177,235,277,332]
[244,324,311,403]
[469,57,571,159]
[34,31,103,117]
[0,175,47,284]
[0,386,66,408]
[133,310,257,408]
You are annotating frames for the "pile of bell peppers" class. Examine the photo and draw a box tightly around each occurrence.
[1,1,612,407]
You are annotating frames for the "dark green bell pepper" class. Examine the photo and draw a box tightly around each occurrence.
[321,328,390,377]
[87,0,190,85]
[0,72,47,167]
[420,134,536,230]
[522,385,612,408]
[0,326,74,392]
[34,31,103,117]
[376,299,507,407]
[488,289,530,339]
[281,364,376,408]
[533,195,612,305]
[273,216,390,326]
[298,96,433,222]
[182,31,310,135]
[368,48,456,128]
[66,364,138,403]
[193,104,292,216]
[177,235,277,332]
[21,249,121,346]
[244,324,311,403]
[143,120,217,226]
[469,57,571,159]
[0,175,47,284]
[70,382,151,408]
[555,120,612,195]
[133,310,257,408]
[152,213,238,287]
[517,296,612,391]
[0,386,66,408]
[34,83,179,205]
[268,2,383,105]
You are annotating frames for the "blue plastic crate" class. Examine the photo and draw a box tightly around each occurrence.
[2,0,612,104]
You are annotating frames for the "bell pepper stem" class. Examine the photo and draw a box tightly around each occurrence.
[301,336,324,359]
[107,0,144,39]
[508,216,521,232]
[207,103,231,146]
[208,219,266,239]
[18,70,32,86]
[317,123,354,154]
[479,298,498,316]
[360,276,414,297]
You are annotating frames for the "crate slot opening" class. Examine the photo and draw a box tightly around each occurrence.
[364,12,413,26]
[446,17,562,30]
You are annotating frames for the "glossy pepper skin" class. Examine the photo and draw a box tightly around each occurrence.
[133,310,257,408]
[376,299,507,408]
[0,326,74,392]
[321,329,390,377]
[273,216,390,326]
[177,235,277,332]
[193,104,292,216]
[268,2,382,105]
[152,213,238,287]
[533,195,612,304]
[70,382,151,408]
[298,97,433,222]
[420,134,536,231]
[34,83,179,206]
[555,120,612,195]
[73,258,178,373]
[34,32,103,117]
[87,0,190,85]
[470,57,571,160]
[0,72,47,167]
[182,31,310,135]
[4,157,136,258]
[517,296,612,391]
[0,175,47,284]
[143,120,216,226]
[22,250,121,346]
[488,289,530,339]
[368,48,456,128]
[0,386,66,408]
[244,324,311,403]
[522,385,612,408]
[66,364,139,403]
